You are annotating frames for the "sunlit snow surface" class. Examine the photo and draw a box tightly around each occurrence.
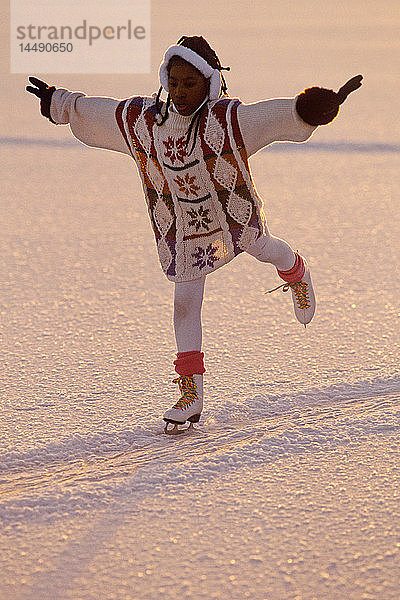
[1,136,399,600]
[1,3,400,597]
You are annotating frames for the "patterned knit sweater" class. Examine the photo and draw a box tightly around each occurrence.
[50,90,315,282]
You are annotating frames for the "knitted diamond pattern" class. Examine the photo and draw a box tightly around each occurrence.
[154,197,173,235]
[133,113,151,154]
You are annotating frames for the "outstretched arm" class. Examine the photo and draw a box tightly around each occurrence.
[26,77,130,155]
[237,75,363,157]
[237,97,317,157]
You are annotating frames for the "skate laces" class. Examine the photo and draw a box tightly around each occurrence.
[265,281,310,310]
[172,375,198,410]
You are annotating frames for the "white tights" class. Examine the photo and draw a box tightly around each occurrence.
[173,232,296,352]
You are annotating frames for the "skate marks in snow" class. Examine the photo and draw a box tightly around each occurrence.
[2,380,400,486]
[1,378,399,525]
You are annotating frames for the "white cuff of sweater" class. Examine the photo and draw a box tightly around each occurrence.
[50,88,86,125]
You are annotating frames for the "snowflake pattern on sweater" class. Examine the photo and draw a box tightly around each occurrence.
[116,96,267,282]
[174,173,201,197]
[187,206,212,231]
[192,244,219,270]
[163,135,186,164]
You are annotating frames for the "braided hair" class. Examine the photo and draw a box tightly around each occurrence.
[155,36,230,155]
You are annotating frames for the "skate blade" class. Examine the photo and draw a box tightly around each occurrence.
[164,422,195,435]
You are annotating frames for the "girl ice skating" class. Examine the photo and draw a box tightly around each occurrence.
[27,35,362,434]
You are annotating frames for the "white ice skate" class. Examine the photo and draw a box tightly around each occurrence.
[266,257,316,326]
[163,374,203,435]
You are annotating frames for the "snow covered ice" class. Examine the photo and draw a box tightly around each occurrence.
[1,1,400,598]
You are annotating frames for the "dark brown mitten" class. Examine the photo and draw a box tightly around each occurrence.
[26,77,57,124]
[296,75,363,126]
